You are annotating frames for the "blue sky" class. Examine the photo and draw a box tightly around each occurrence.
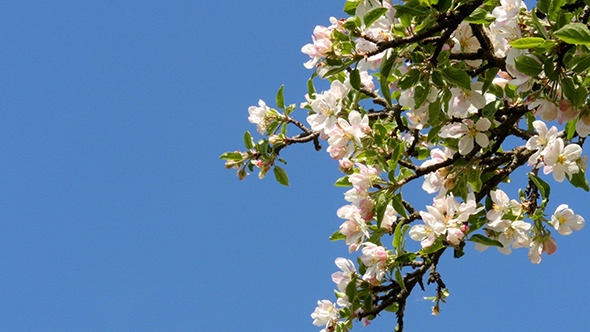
[0,1,587,331]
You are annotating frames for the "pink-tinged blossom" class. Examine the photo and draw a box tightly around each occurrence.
[528,98,559,122]
[486,189,521,222]
[325,111,369,159]
[489,0,526,57]
[338,157,354,173]
[549,204,585,236]
[307,81,350,137]
[440,118,491,155]
[542,138,582,182]
[381,205,398,231]
[338,204,369,252]
[248,99,272,134]
[575,113,590,137]
[526,120,558,166]
[301,19,339,69]
[338,110,371,144]
[349,163,380,192]
[311,299,339,330]
[475,219,531,254]
[410,194,482,247]
[421,148,454,194]
[447,82,489,118]
[332,258,356,292]
[557,99,579,125]
[451,22,481,67]
[360,243,388,285]
[528,236,557,264]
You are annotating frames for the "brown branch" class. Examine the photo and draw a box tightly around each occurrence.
[363,0,484,58]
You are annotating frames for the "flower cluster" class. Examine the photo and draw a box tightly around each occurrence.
[223,0,590,330]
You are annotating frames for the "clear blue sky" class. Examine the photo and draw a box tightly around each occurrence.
[0,1,587,331]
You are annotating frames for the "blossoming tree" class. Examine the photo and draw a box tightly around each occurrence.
[221,0,589,330]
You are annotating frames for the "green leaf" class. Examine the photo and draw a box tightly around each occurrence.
[307,75,316,98]
[573,85,588,107]
[380,79,393,106]
[344,0,360,15]
[482,67,499,94]
[330,230,346,241]
[421,239,444,254]
[548,0,566,21]
[413,82,429,109]
[391,193,408,218]
[385,303,399,313]
[392,222,407,249]
[350,69,361,90]
[566,118,578,140]
[532,10,548,39]
[468,234,504,248]
[428,101,443,127]
[482,100,502,118]
[554,23,590,46]
[467,168,483,192]
[431,69,444,87]
[442,67,471,90]
[571,54,590,73]
[374,191,391,226]
[394,252,417,264]
[514,55,543,77]
[345,277,357,300]
[380,49,396,78]
[509,37,546,49]
[363,7,388,28]
[537,0,549,13]
[529,173,551,198]
[464,7,496,24]
[379,50,395,107]
[561,76,577,102]
[397,68,421,90]
[219,152,244,160]
[276,85,285,109]
[568,169,590,191]
[395,268,406,291]
[243,131,254,149]
[273,166,289,186]
[394,0,428,17]
[334,176,352,187]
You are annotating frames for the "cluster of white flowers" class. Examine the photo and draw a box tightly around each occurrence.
[526,120,583,182]
[409,193,482,247]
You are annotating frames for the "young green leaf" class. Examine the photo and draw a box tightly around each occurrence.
[394,268,406,291]
[243,131,254,149]
[334,176,352,187]
[568,169,590,191]
[397,68,421,90]
[363,7,388,28]
[509,37,546,49]
[276,85,285,109]
[465,7,496,24]
[442,67,471,90]
[344,0,360,15]
[514,55,543,77]
[528,173,551,198]
[330,230,346,241]
[391,193,408,218]
[350,69,361,90]
[553,23,590,46]
[468,234,504,248]
[273,166,290,186]
[220,152,244,160]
